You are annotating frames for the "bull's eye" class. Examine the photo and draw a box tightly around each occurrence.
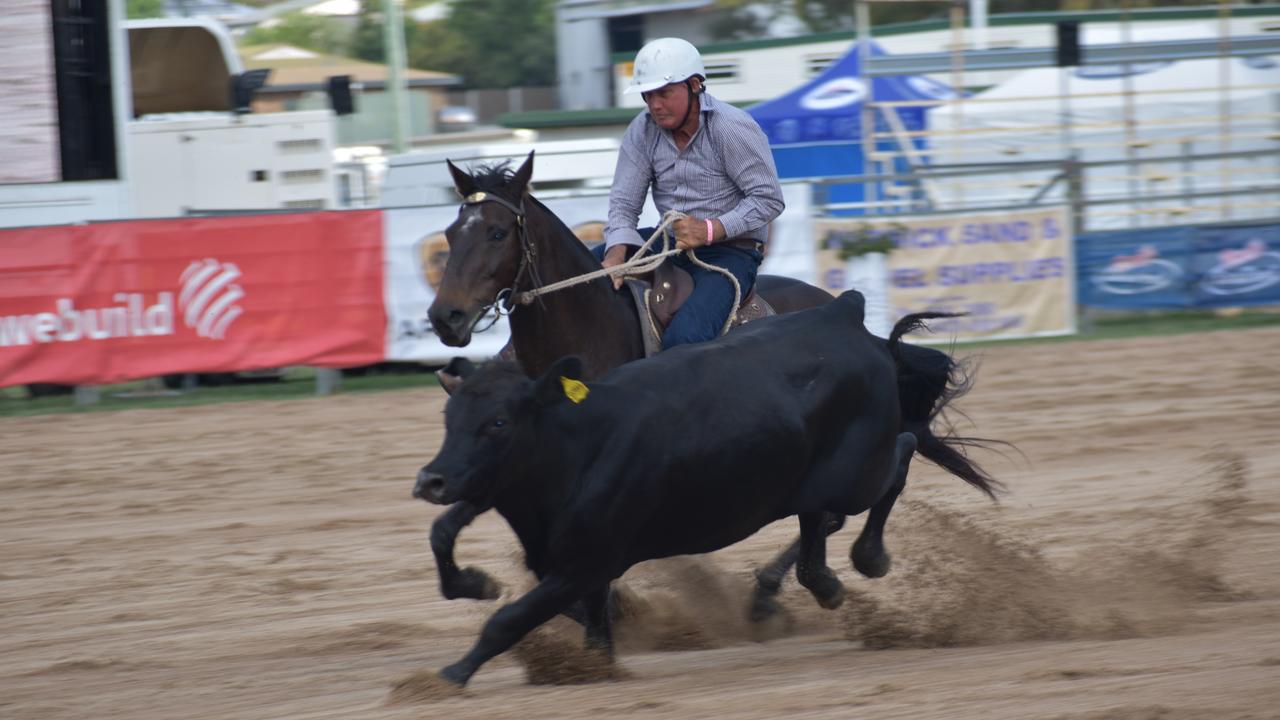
[490,229,506,242]
[492,418,507,429]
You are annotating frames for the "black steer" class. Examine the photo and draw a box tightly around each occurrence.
[414,290,924,687]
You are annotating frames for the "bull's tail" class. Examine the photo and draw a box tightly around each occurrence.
[886,313,1002,499]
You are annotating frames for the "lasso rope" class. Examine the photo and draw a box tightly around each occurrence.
[512,210,742,335]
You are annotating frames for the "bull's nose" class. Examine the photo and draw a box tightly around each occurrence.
[414,469,448,504]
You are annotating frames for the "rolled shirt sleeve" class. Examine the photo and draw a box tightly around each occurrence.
[712,112,784,240]
[604,116,653,250]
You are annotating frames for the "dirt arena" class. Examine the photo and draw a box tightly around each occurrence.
[4,326,1280,719]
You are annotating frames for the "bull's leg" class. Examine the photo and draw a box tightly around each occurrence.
[431,502,501,600]
[748,513,846,622]
[851,432,917,578]
[439,575,585,687]
[795,511,846,610]
[581,585,615,658]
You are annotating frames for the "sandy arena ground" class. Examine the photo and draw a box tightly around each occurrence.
[4,326,1280,719]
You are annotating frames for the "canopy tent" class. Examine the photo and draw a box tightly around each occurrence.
[748,41,959,212]
[928,54,1280,228]
[926,24,1280,228]
[930,54,1280,158]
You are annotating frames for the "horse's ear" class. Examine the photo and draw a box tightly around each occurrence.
[446,159,477,198]
[531,355,586,408]
[436,356,476,396]
[510,150,535,198]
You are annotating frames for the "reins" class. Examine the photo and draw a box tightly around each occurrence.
[460,190,742,336]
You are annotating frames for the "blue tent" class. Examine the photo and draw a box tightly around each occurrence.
[748,41,958,212]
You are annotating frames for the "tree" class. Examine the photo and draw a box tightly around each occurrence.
[425,0,556,87]
[351,0,389,63]
[241,12,350,55]
[357,0,556,88]
[126,0,164,19]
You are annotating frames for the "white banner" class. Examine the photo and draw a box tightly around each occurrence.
[816,206,1077,343]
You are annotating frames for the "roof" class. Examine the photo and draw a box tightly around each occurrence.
[238,44,461,88]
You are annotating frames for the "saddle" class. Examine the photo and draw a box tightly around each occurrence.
[624,262,776,358]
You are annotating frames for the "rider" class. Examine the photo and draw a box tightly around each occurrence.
[599,37,784,348]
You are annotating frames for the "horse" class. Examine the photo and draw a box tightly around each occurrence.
[423,151,997,620]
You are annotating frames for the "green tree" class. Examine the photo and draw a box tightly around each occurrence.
[357,0,556,88]
[428,0,556,87]
[126,0,164,19]
[241,12,350,55]
[351,0,389,63]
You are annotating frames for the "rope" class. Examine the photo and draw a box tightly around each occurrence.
[512,210,743,334]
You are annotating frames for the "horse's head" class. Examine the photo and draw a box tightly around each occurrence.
[428,151,535,347]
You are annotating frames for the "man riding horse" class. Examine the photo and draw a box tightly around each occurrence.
[596,36,783,347]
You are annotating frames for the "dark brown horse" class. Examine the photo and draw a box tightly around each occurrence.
[424,151,997,619]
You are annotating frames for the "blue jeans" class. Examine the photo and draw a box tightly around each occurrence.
[592,228,763,348]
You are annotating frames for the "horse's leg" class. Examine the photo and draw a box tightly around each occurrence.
[748,513,846,622]
[795,511,846,610]
[440,574,587,687]
[431,502,501,600]
[851,432,918,578]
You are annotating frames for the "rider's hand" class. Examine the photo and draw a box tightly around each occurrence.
[674,217,722,250]
[602,244,628,290]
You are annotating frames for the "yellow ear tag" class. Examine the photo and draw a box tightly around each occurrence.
[560,376,589,404]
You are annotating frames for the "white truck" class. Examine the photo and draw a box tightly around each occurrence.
[0,6,336,230]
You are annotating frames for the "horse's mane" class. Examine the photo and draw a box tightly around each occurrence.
[471,162,520,199]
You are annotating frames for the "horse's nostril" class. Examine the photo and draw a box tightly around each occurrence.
[447,310,466,326]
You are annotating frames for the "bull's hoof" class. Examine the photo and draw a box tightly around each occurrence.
[801,569,846,610]
[438,663,471,688]
[442,566,501,600]
[851,539,892,579]
[748,591,786,624]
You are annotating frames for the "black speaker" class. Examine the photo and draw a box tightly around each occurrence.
[1056,21,1081,67]
[327,75,356,116]
[231,68,272,114]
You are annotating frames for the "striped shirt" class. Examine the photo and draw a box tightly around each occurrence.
[604,92,784,250]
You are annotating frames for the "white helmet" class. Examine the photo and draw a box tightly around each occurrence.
[625,37,705,95]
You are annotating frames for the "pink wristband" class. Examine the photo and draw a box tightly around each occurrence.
[705,218,714,246]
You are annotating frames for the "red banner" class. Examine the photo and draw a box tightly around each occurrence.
[0,211,386,387]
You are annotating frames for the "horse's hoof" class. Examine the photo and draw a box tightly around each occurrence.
[443,567,502,600]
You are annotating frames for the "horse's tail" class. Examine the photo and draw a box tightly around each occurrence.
[886,313,1002,499]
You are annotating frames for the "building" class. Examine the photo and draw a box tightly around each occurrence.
[239,43,461,146]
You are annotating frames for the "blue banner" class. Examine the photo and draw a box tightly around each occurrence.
[1077,221,1280,309]
[1190,223,1280,307]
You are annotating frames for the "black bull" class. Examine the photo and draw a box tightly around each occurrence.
[414,291,993,687]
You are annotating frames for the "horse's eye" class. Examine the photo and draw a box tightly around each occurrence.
[490,230,506,241]
[492,418,507,429]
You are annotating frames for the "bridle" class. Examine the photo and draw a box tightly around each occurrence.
[457,190,542,333]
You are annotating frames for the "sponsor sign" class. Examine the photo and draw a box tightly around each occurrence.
[816,206,1076,342]
[1077,222,1280,310]
[0,212,385,387]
